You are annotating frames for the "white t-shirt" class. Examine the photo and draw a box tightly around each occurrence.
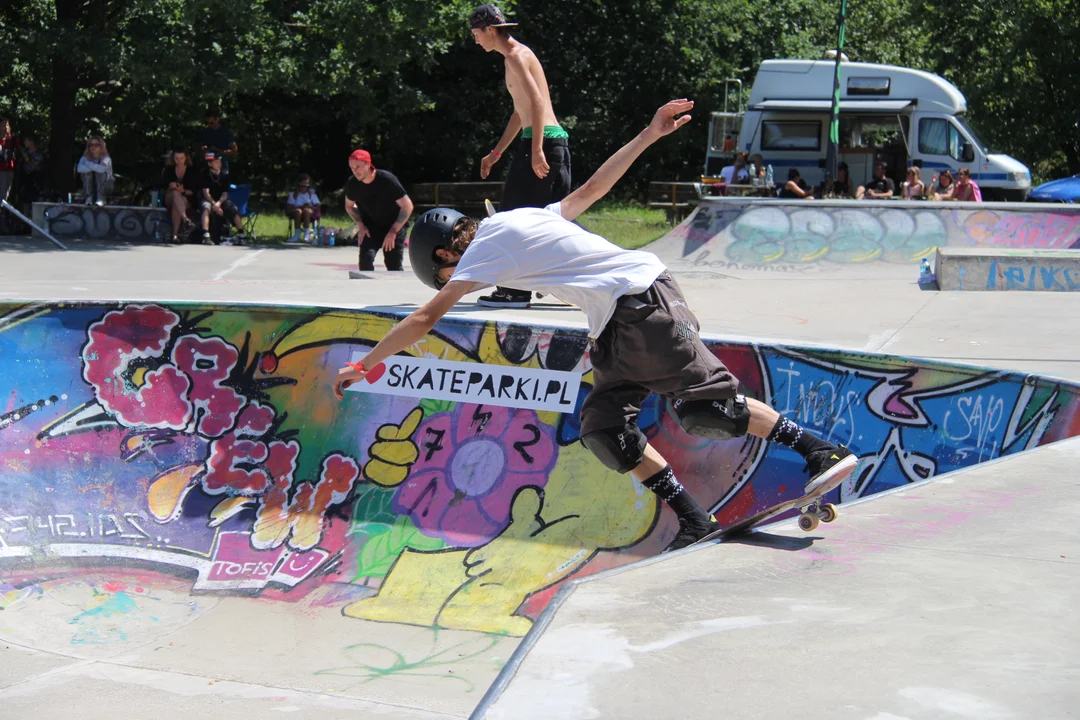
[719,164,750,184]
[286,190,320,206]
[449,203,666,337]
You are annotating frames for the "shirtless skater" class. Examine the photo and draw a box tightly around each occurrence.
[470,3,571,309]
[333,100,857,551]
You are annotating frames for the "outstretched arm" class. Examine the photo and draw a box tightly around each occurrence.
[333,280,484,398]
[559,100,693,221]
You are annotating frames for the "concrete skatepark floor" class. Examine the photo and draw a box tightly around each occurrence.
[2,217,1079,719]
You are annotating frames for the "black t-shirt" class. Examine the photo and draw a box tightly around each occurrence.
[345,170,407,231]
[161,165,200,193]
[199,167,231,200]
[865,176,895,196]
[197,126,235,154]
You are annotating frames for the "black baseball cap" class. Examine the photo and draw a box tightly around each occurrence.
[204,150,222,161]
[469,4,517,29]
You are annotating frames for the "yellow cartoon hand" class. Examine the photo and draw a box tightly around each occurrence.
[363,407,423,488]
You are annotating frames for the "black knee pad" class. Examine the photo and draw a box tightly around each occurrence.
[672,395,751,440]
[580,425,647,473]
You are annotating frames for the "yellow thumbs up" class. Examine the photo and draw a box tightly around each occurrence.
[363,407,424,488]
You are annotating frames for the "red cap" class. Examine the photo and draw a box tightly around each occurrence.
[349,149,373,166]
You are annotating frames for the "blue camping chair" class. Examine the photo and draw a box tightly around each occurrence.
[228,183,259,238]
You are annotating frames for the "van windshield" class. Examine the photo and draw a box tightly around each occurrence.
[955,115,998,154]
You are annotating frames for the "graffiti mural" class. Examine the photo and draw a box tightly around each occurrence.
[649,199,1080,271]
[32,202,170,242]
[2,302,1080,639]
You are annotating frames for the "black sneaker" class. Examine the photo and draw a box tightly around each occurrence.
[804,446,858,495]
[664,514,721,553]
[477,288,531,309]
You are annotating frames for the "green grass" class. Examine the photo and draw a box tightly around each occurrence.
[250,204,672,250]
[576,204,673,249]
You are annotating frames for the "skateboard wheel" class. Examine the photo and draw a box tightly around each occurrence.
[820,503,838,523]
[798,513,819,532]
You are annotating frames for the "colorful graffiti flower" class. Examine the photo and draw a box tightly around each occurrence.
[393,404,558,548]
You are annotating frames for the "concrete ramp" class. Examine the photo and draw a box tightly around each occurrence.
[936,247,1080,291]
[3,301,1080,716]
[480,437,1080,720]
[647,198,1080,276]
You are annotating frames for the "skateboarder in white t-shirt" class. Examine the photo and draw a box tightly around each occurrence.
[334,100,856,551]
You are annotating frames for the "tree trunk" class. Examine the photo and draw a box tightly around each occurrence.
[48,0,85,194]
[48,55,80,194]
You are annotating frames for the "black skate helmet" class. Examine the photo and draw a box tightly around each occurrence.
[409,207,468,290]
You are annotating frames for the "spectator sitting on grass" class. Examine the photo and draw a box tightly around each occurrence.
[162,149,198,243]
[77,136,114,206]
[856,162,894,200]
[929,170,956,200]
[953,167,982,202]
[285,174,321,243]
[901,166,926,199]
[198,150,247,246]
[778,168,814,199]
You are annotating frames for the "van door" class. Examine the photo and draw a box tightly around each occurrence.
[916,116,972,184]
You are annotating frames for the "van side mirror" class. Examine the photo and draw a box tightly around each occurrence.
[961,142,975,163]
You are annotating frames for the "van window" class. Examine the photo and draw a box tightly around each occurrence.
[919,118,962,159]
[762,121,821,151]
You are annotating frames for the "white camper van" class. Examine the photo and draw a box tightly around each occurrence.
[704,59,1032,201]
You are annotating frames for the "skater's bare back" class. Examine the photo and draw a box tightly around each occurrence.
[504,44,558,129]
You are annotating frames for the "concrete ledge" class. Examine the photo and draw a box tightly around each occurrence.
[935,247,1080,291]
[32,202,169,242]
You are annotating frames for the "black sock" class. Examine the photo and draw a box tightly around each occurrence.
[642,465,711,523]
[767,416,834,458]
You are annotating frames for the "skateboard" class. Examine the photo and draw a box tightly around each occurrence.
[702,454,859,543]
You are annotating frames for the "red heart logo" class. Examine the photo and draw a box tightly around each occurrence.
[364,362,386,384]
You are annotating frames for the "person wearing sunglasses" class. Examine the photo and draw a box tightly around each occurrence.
[77,135,114,206]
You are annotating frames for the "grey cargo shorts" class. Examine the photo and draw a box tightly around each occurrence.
[580,272,740,436]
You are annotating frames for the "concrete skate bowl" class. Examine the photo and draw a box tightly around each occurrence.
[3,301,1080,716]
[648,198,1080,275]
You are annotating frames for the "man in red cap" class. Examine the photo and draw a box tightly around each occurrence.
[344,149,414,272]
[469,3,571,309]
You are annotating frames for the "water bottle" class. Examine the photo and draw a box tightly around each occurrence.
[766,164,774,187]
[920,258,931,278]
[328,230,336,247]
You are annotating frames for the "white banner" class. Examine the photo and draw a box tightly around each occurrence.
[346,353,581,413]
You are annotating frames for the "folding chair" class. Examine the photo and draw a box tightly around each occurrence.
[286,188,321,240]
[228,183,259,238]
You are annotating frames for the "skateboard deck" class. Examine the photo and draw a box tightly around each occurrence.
[703,454,859,543]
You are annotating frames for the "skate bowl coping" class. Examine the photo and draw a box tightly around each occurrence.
[935,247,1080,292]
[646,197,1080,275]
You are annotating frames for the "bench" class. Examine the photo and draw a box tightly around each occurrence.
[647,181,702,223]
[935,247,1080,292]
[33,202,169,242]
[409,182,504,216]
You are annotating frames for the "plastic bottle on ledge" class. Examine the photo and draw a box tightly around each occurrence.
[766,164,774,187]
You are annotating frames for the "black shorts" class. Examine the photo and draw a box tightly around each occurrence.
[201,199,240,223]
[580,273,740,436]
[501,137,572,211]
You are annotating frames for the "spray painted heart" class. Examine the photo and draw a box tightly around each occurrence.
[364,362,386,384]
